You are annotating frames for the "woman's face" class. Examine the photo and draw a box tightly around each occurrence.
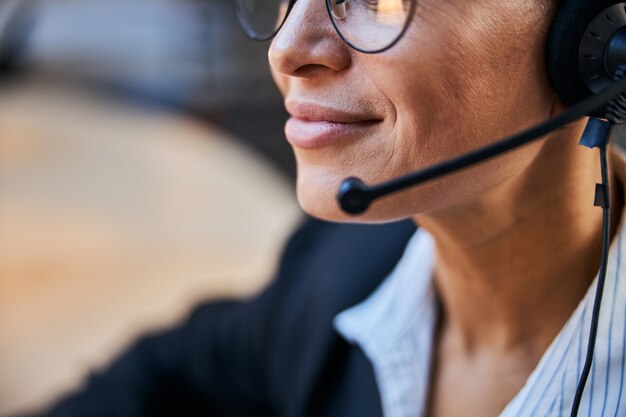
[269,0,559,223]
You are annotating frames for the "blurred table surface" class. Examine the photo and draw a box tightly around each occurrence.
[0,78,302,416]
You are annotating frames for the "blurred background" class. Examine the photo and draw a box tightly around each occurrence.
[0,0,302,415]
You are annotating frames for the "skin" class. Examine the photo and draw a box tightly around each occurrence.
[268,0,624,415]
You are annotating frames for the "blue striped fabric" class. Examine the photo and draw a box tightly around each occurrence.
[333,223,626,417]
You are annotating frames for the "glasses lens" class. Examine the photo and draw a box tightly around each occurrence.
[328,0,414,52]
[236,0,290,40]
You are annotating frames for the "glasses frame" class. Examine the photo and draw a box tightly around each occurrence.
[233,0,419,54]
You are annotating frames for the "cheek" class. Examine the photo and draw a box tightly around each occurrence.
[380,3,553,163]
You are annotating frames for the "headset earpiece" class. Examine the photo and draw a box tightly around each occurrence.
[547,0,626,116]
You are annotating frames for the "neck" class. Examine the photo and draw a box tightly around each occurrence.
[413,121,622,356]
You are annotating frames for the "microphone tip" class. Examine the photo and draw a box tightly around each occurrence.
[337,177,372,215]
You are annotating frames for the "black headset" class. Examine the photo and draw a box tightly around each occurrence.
[548,0,626,117]
[337,2,626,417]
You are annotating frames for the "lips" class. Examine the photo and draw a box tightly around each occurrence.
[284,100,382,149]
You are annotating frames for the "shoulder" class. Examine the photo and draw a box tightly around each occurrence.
[271,215,418,311]
[255,216,417,406]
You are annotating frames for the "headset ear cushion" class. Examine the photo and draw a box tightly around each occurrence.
[547,0,621,108]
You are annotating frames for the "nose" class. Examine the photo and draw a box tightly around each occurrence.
[268,0,352,78]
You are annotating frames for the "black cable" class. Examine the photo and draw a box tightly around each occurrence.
[569,142,612,417]
[569,66,626,417]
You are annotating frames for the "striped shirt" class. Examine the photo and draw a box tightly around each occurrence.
[333,222,626,417]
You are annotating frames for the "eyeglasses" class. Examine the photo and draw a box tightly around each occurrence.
[234,0,417,54]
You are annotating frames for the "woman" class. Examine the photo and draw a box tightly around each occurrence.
[44,0,626,416]
[269,0,626,414]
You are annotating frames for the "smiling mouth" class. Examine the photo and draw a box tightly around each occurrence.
[284,101,383,149]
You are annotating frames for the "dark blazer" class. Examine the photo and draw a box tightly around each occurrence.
[43,216,418,417]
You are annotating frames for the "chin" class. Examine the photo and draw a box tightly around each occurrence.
[293,156,377,223]
[295,172,345,222]
[295,173,424,224]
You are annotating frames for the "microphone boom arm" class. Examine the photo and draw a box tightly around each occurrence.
[337,76,626,215]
